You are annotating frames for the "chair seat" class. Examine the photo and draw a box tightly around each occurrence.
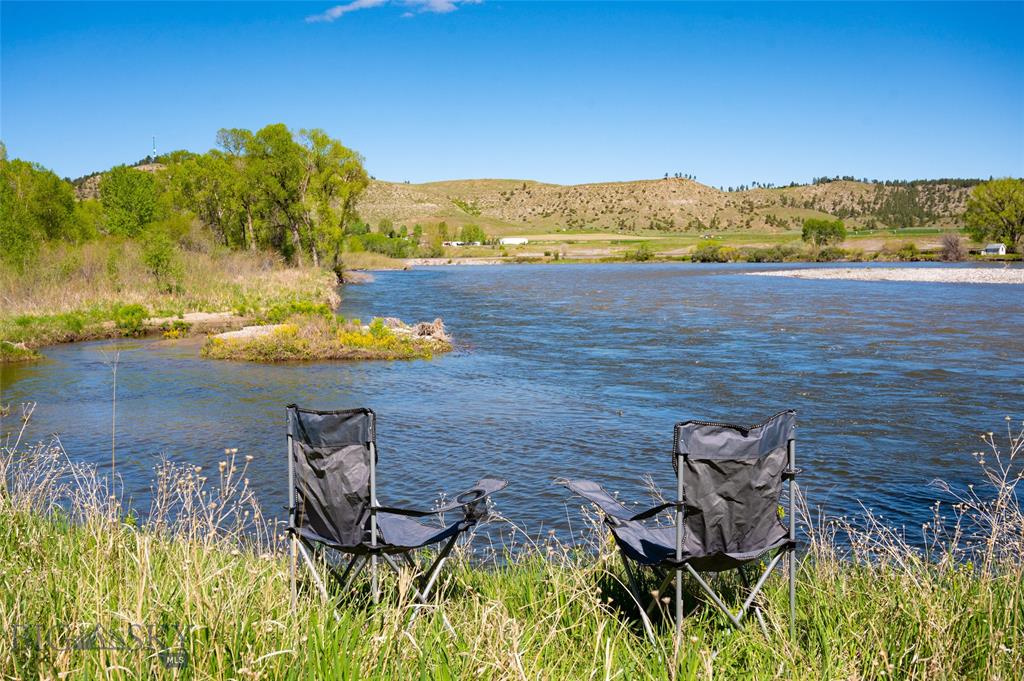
[610,518,790,572]
[376,512,467,552]
[292,514,467,555]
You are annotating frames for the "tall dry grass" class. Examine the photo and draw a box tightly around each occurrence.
[0,408,1021,679]
[0,237,339,348]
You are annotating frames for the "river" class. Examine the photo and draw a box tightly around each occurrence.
[2,262,1021,542]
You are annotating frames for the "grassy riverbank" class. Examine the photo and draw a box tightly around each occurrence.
[1,416,1021,679]
[0,239,340,358]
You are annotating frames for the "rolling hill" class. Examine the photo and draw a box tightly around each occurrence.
[358,177,976,236]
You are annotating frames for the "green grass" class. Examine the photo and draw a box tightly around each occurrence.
[201,315,451,362]
[0,238,340,355]
[1,418,1021,679]
[0,341,42,363]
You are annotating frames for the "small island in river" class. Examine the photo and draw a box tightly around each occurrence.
[201,315,452,362]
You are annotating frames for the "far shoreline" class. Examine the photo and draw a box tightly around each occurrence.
[746,266,1024,285]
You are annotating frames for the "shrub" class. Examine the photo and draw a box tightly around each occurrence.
[162,320,192,339]
[941,233,967,261]
[624,243,654,261]
[112,304,148,336]
[141,230,182,292]
[742,245,803,262]
[361,233,412,259]
[815,246,846,262]
[691,243,730,262]
[897,243,920,261]
[261,301,334,324]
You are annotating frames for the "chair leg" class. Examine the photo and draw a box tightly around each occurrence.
[620,551,657,643]
[683,564,744,629]
[789,546,796,641]
[675,567,683,636]
[406,534,461,632]
[295,540,342,621]
[738,566,770,638]
[685,550,784,633]
[289,533,297,612]
[326,554,366,595]
[371,554,379,605]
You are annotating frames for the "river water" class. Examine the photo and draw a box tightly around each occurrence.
[2,263,1021,541]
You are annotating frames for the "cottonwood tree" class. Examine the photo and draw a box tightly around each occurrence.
[100,166,159,236]
[299,128,369,271]
[801,218,847,246]
[167,124,369,265]
[0,157,78,269]
[964,178,1024,253]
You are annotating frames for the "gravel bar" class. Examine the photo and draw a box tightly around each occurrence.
[748,267,1024,285]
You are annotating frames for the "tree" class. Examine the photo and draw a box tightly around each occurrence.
[964,178,1024,253]
[940,233,966,261]
[459,224,486,244]
[0,157,78,269]
[167,152,236,246]
[101,165,158,236]
[801,218,846,246]
[216,128,265,251]
[298,128,369,270]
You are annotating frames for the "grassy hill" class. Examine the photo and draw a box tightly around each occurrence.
[359,177,976,236]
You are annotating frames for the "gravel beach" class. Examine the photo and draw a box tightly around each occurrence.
[748,267,1024,285]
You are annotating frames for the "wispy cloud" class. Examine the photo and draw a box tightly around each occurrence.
[307,0,480,23]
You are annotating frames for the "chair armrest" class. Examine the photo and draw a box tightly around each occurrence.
[628,501,684,521]
[555,478,636,522]
[375,477,509,518]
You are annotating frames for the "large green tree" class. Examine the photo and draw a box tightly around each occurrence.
[100,165,158,236]
[0,157,77,269]
[459,224,486,243]
[299,128,369,270]
[964,178,1024,253]
[801,218,846,246]
[163,124,370,264]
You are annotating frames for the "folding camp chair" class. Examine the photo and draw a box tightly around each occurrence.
[557,410,799,641]
[286,404,508,628]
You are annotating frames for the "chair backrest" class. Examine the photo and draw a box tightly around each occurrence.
[288,405,376,548]
[673,410,795,560]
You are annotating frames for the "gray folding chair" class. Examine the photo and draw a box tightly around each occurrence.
[557,410,799,640]
[286,404,508,628]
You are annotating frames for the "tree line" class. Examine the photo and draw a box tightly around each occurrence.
[1,125,370,272]
[164,124,368,268]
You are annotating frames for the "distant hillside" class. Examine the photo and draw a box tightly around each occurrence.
[360,177,977,235]
[72,163,166,200]
[72,161,977,235]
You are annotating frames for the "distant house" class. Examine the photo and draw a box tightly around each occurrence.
[982,243,1007,256]
[499,237,529,246]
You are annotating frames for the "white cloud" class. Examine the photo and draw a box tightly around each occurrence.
[306,0,389,23]
[307,0,480,23]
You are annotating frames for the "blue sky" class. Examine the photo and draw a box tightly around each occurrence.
[2,1,1022,186]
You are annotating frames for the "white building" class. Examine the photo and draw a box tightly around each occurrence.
[499,237,529,246]
[982,243,1007,256]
